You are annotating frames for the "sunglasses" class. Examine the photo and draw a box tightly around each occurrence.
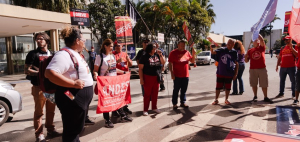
[143,41,149,43]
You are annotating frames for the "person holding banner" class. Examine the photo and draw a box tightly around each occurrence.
[245,34,273,103]
[211,39,238,105]
[93,39,132,128]
[112,40,133,115]
[45,26,93,142]
[139,43,165,116]
[275,35,297,100]
[168,40,196,109]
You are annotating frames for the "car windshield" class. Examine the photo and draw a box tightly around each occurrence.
[198,52,210,56]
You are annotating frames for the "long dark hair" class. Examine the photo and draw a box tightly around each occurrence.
[60,26,82,47]
[100,39,113,54]
[234,40,245,54]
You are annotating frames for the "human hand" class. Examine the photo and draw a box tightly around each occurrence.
[171,73,175,80]
[276,66,278,72]
[74,79,85,89]
[140,79,144,85]
[233,75,237,81]
[117,58,122,63]
[157,49,162,55]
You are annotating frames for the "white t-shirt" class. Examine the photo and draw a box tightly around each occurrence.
[46,47,93,87]
[94,53,117,76]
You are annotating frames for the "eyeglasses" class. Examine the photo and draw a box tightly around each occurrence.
[143,41,149,43]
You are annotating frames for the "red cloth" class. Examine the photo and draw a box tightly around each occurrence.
[113,51,131,72]
[297,46,300,69]
[143,74,159,111]
[96,73,131,114]
[247,46,266,69]
[168,49,192,78]
[280,46,296,68]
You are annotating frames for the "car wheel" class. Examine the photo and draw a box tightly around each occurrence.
[0,100,9,126]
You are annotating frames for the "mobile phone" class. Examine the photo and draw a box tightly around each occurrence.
[64,90,75,100]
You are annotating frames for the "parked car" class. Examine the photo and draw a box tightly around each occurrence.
[129,57,169,76]
[196,51,215,65]
[0,81,22,126]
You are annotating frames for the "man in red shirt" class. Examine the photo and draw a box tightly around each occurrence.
[112,40,133,115]
[275,35,297,99]
[168,40,196,109]
[245,34,273,103]
[293,42,300,105]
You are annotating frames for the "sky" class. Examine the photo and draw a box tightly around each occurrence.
[210,0,294,36]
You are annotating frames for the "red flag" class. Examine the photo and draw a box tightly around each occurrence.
[182,22,194,47]
[289,0,300,43]
[115,16,133,45]
[284,11,291,34]
[96,73,131,114]
[207,37,219,47]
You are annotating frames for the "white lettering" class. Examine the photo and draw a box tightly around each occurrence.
[115,84,120,95]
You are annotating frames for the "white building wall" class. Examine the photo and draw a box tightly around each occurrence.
[243,29,282,52]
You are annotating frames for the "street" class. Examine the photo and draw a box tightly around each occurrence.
[0,55,299,142]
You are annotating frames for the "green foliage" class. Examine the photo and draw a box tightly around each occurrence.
[264,38,268,44]
[88,0,124,41]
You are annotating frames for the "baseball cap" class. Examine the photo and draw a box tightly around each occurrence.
[284,35,291,40]
[91,46,94,49]
[114,40,119,46]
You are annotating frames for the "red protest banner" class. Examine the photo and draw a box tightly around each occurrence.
[115,16,133,45]
[96,73,131,114]
[182,22,194,47]
[207,37,219,47]
[289,1,300,43]
[284,11,291,34]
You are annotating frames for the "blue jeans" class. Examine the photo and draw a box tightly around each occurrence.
[279,67,296,96]
[172,77,189,105]
[232,63,245,93]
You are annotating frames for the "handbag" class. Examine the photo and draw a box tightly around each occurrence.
[94,53,104,95]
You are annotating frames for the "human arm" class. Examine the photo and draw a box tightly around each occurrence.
[169,62,175,80]
[276,55,281,72]
[138,64,144,85]
[84,47,89,52]
[126,54,133,67]
[24,64,39,76]
[210,45,217,54]
[157,50,165,65]
[189,48,196,63]
[24,51,39,76]
[45,69,84,89]
[258,34,265,47]
[289,45,298,57]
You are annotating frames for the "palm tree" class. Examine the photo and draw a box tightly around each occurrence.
[11,0,86,13]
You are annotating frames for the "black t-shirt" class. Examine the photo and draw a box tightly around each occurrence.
[136,49,145,61]
[139,53,161,76]
[25,48,52,86]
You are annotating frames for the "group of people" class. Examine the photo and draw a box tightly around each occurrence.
[24,26,300,142]
[211,34,300,106]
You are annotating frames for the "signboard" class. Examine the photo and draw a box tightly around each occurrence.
[115,16,133,45]
[224,129,300,142]
[182,22,194,47]
[276,106,300,137]
[122,45,136,59]
[96,73,131,114]
[70,8,90,26]
[158,33,164,42]
[284,11,291,34]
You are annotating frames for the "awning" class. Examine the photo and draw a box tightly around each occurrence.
[0,4,71,38]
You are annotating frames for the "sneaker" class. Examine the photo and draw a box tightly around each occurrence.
[143,111,148,116]
[160,88,165,91]
[85,118,95,125]
[252,96,258,102]
[173,105,178,110]
[180,103,189,108]
[275,93,284,98]
[105,120,114,128]
[264,97,273,104]
[112,111,120,118]
[123,106,133,115]
[239,92,244,95]
[153,109,161,114]
[121,115,133,122]
[36,134,46,142]
[292,100,299,105]
[47,130,61,137]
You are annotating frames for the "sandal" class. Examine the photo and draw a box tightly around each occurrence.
[225,100,231,105]
[212,100,219,105]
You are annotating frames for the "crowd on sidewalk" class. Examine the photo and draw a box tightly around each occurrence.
[24,26,299,142]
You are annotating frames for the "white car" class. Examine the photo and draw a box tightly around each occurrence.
[0,81,22,126]
[196,51,215,65]
[129,57,169,76]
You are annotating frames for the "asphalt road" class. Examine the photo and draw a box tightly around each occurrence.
[0,54,299,142]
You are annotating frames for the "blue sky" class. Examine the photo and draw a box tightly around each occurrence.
[210,0,294,36]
